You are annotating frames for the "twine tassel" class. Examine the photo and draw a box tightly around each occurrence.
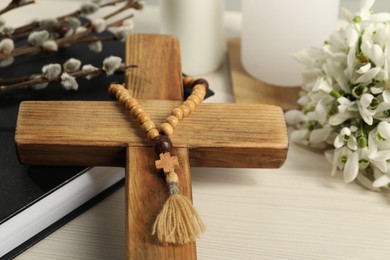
[152,171,205,245]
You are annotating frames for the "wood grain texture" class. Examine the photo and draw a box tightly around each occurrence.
[228,38,301,110]
[124,35,195,259]
[125,34,183,100]
[126,147,196,259]
[15,100,288,168]
[14,34,288,260]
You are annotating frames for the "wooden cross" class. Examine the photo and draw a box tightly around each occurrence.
[15,34,288,259]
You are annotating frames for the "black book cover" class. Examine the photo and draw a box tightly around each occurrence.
[0,36,125,258]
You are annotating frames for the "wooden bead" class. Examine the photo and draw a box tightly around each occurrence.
[193,84,206,93]
[184,100,196,113]
[187,95,201,106]
[131,104,144,118]
[153,134,173,154]
[141,120,156,133]
[147,128,159,142]
[192,89,206,100]
[108,83,123,96]
[179,104,190,117]
[159,122,174,136]
[171,108,183,120]
[166,171,178,183]
[118,93,131,104]
[183,76,195,87]
[115,88,128,100]
[166,115,179,128]
[192,78,209,91]
[137,112,151,124]
[124,97,138,110]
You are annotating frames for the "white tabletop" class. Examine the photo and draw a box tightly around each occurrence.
[14,1,390,260]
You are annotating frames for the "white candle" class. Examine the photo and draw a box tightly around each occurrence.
[159,0,225,75]
[241,0,340,86]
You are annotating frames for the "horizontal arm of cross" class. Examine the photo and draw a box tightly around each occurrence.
[16,100,288,169]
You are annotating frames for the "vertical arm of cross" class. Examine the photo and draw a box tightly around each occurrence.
[124,35,196,259]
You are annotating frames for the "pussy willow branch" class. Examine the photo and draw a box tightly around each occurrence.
[103,0,141,20]
[0,64,138,92]
[68,35,116,45]
[106,13,134,27]
[0,0,35,16]
[0,1,141,59]
[3,0,140,40]
[0,75,30,85]
[56,0,127,22]
[0,28,93,60]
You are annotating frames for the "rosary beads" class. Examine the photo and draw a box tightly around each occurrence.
[108,76,208,245]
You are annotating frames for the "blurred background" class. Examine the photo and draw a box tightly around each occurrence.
[147,0,390,12]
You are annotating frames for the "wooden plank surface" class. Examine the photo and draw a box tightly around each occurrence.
[127,147,196,259]
[15,100,288,169]
[125,34,183,100]
[124,34,196,259]
[228,38,301,110]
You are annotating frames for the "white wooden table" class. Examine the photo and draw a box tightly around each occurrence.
[13,1,390,259]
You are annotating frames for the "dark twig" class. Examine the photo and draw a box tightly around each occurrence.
[0,0,35,16]
[0,64,138,92]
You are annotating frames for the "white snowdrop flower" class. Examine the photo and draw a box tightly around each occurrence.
[290,128,309,145]
[382,90,390,103]
[88,41,102,53]
[312,77,332,93]
[61,73,78,90]
[357,63,371,74]
[357,93,376,125]
[28,30,49,47]
[345,25,359,47]
[343,150,359,183]
[369,44,385,67]
[42,40,58,52]
[0,38,14,54]
[377,121,390,140]
[357,174,381,191]
[39,18,58,29]
[82,64,99,79]
[334,127,358,150]
[103,56,122,75]
[370,86,383,95]
[63,58,81,73]
[92,18,106,33]
[284,110,306,127]
[309,127,332,145]
[328,97,357,126]
[373,169,390,188]
[293,47,323,67]
[30,74,48,90]
[42,63,61,80]
[0,56,14,67]
[373,174,390,188]
[81,3,99,15]
[286,0,390,188]
[354,67,381,84]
